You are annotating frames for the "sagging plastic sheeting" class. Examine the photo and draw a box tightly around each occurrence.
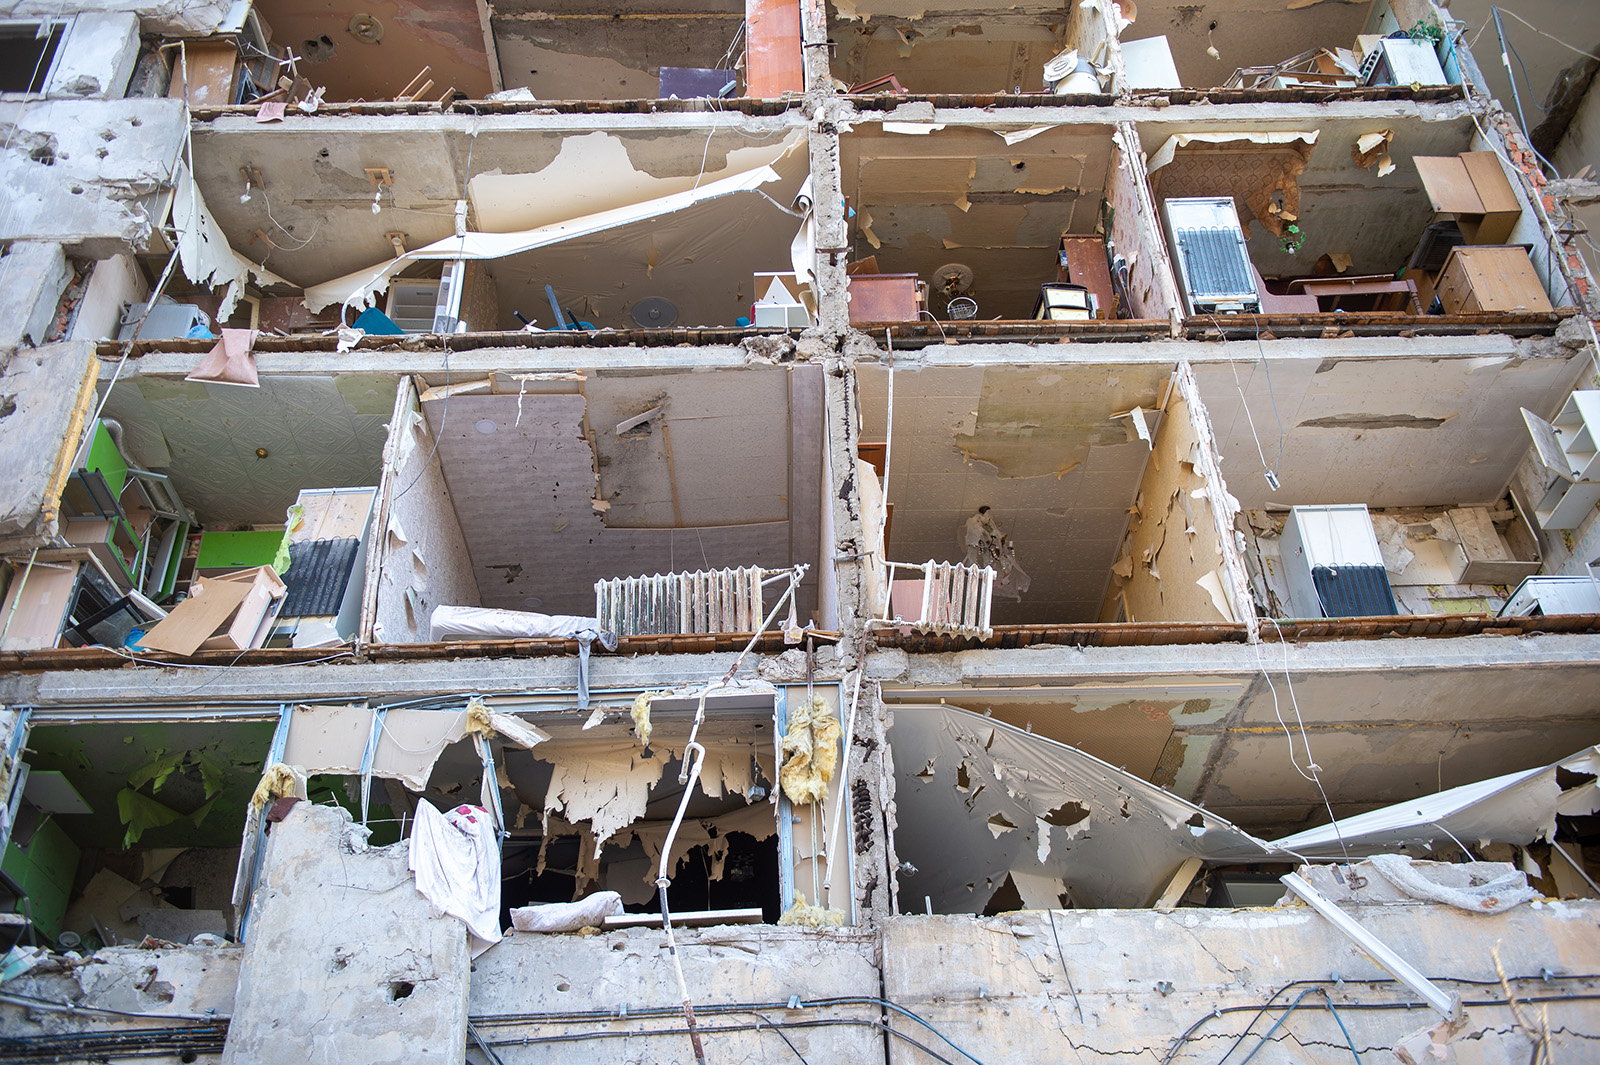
[172,162,289,323]
[303,164,786,314]
[280,702,549,792]
[890,704,1285,912]
[1146,129,1321,173]
[430,604,606,642]
[410,800,502,956]
[1274,745,1600,858]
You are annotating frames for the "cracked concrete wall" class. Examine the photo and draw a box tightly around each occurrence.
[468,925,880,1064]
[0,0,236,36]
[0,97,186,256]
[222,803,469,1065]
[882,901,1600,1064]
[0,340,99,555]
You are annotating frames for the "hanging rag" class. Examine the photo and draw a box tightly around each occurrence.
[409,800,503,956]
[185,328,260,388]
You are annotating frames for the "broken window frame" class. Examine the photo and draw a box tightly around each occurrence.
[231,684,841,940]
[0,19,70,97]
[3,701,284,946]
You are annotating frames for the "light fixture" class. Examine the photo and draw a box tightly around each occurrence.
[475,419,497,434]
[348,13,384,44]
[371,189,383,214]
[255,448,269,459]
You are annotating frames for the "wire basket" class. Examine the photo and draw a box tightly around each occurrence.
[947,297,978,320]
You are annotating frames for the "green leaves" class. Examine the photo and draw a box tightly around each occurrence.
[117,748,230,847]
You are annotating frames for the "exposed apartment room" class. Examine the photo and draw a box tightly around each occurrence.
[1117,0,1465,93]
[368,365,829,644]
[1140,111,1560,323]
[840,122,1172,325]
[857,360,1248,630]
[827,0,1112,96]
[188,125,814,336]
[1192,348,1591,622]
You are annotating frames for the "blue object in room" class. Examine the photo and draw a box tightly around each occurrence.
[353,307,405,335]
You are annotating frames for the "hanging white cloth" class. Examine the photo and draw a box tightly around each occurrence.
[409,800,502,956]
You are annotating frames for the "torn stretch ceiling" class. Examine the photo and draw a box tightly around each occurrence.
[890,703,1281,912]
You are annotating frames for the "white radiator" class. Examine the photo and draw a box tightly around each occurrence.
[886,561,995,638]
[595,566,766,636]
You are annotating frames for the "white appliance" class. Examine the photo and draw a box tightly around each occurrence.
[118,300,212,341]
[1500,576,1600,617]
[1278,505,1397,619]
[1361,38,1448,87]
[1120,37,1182,90]
[1162,197,1261,316]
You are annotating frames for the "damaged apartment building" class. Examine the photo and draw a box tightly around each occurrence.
[4,0,1600,1060]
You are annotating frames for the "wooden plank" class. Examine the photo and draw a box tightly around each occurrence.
[170,41,239,108]
[1152,857,1204,912]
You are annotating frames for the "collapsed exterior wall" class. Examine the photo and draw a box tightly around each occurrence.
[221,803,470,1065]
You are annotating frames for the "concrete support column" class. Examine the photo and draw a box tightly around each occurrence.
[806,113,851,338]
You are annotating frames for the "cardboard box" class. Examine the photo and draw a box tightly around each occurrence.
[139,566,285,656]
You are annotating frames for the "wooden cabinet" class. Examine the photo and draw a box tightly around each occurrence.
[1057,235,1116,318]
[1435,245,1553,315]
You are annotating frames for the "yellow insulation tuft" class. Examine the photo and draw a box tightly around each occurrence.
[779,696,840,806]
[631,692,654,748]
[778,891,845,927]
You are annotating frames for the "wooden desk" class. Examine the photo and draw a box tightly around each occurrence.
[1285,275,1421,314]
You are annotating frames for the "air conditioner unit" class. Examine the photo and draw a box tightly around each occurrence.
[1278,505,1399,619]
[1162,197,1261,316]
[1500,576,1600,617]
